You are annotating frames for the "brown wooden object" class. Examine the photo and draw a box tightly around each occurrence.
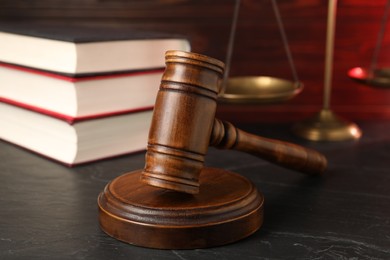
[98,168,264,249]
[141,50,224,194]
[211,119,327,176]
[141,50,327,194]
[98,50,327,249]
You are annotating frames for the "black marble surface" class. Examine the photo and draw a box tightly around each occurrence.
[1,121,389,259]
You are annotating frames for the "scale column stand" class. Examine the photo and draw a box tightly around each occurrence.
[293,0,361,141]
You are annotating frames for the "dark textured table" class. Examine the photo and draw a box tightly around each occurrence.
[1,121,389,259]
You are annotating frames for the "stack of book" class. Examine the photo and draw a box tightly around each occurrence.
[0,24,190,166]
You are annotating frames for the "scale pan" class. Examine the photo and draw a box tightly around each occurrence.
[219,76,303,104]
[348,67,390,88]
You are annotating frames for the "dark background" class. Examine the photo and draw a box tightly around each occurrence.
[1,0,390,122]
[1,2,390,258]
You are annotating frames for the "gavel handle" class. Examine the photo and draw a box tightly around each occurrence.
[210,119,327,175]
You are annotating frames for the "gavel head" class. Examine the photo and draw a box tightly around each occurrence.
[141,50,225,194]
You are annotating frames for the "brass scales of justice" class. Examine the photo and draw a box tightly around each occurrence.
[348,0,390,89]
[97,50,327,249]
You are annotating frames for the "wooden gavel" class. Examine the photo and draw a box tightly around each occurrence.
[141,50,327,194]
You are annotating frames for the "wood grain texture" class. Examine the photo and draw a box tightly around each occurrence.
[98,168,264,249]
[141,50,224,194]
[211,118,327,175]
[141,50,326,194]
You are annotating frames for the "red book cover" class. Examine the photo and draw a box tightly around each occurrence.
[0,61,162,123]
[0,101,153,166]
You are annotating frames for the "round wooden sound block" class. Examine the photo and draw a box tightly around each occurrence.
[98,167,264,249]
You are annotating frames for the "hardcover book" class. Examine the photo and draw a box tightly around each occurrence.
[0,102,152,166]
[0,62,163,122]
[0,23,190,75]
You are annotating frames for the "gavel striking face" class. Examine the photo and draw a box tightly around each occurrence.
[141,50,327,194]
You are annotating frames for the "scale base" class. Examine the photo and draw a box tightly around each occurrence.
[98,167,264,249]
[293,109,362,141]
